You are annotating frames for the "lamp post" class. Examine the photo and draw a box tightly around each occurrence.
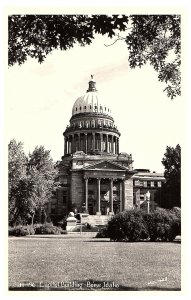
[146,190,151,214]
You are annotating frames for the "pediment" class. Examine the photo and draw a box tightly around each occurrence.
[83,160,127,171]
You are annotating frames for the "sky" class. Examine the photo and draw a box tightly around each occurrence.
[6,32,185,173]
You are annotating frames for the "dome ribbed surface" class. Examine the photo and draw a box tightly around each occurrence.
[72,91,112,116]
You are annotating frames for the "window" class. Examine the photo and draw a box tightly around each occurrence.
[147,181,151,187]
[94,106,97,110]
[158,181,162,187]
[76,107,77,111]
[154,181,158,187]
[151,181,154,187]
[90,105,92,109]
[143,181,147,187]
[105,107,106,111]
[84,106,86,109]
[80,106,81,110]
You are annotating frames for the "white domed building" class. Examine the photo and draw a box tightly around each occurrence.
[50,76,165,225]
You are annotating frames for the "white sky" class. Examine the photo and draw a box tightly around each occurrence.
[6,31,185,173]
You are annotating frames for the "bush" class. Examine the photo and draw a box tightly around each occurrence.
[8,225,34,236]
[34,223,62,235]
[95,227,109,238]
[144,208,181,242]
[106,208,181,242]
[107,210,149,242]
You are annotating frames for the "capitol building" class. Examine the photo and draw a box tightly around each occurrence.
[49,76,165,224]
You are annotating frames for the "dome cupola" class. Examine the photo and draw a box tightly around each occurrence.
[72,76,112,117]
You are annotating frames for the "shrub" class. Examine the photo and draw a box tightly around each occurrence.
[107,210,149,242]
[144,208,181,242]
[95,227,109,238]
[34,223,62,235]
[106,208,181,242]
[9,225,30,236]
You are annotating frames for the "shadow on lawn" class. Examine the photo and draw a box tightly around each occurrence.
[9,279,181,291]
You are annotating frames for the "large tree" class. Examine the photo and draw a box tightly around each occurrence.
[161,144,181,208]
[8,139,28,224]
[8,14,180,99]
[27,146,57,224]
[8,140,57,225]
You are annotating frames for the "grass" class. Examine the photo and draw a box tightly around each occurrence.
[8,235,181,291]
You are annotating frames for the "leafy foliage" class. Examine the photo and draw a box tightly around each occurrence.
[107,210,149,242]
[8,140,57,225]
[161,144,181,208]
[34,223,63,235]
[8,14,180,98]
[144,208,181,242]
[9,225,35,236]
[106,208,180,242]
[8,139,28,224]
[126,15,180,98]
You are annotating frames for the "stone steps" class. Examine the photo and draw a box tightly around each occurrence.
[86,215,111,226]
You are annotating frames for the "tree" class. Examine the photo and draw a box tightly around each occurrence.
[161,144,181,208]
[8,140,57,225]
[8,139,28,224]
[27,146,57,224]
[8,14,180,99]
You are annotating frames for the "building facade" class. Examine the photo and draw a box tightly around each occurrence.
[49,76,165,223]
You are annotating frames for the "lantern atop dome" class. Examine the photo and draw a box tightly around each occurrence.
[87,74,97,92]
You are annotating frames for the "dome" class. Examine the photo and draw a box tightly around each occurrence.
[72,76,112,117]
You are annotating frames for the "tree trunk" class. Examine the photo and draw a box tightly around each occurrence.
[31,212,35,226]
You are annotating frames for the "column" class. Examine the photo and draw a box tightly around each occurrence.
[117,138,119,154]
[122,179,126,211]
[85,133,88,154]
[78,133,80,151]
[64,137,67,155]
[115,137,117,154]
[111,136,114,153]
[119,181,123,212]
[71,134,74,153]
[97,178,101,214]
[109,178,114,214]
[100,133,103,152]
[92,133,95,151]
[85,177,88,211]
[106,134,108,152]
[68,135,71,154]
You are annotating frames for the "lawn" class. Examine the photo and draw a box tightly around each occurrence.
[8,235,181,291]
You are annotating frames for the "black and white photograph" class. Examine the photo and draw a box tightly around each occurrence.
[3,2,190,297]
